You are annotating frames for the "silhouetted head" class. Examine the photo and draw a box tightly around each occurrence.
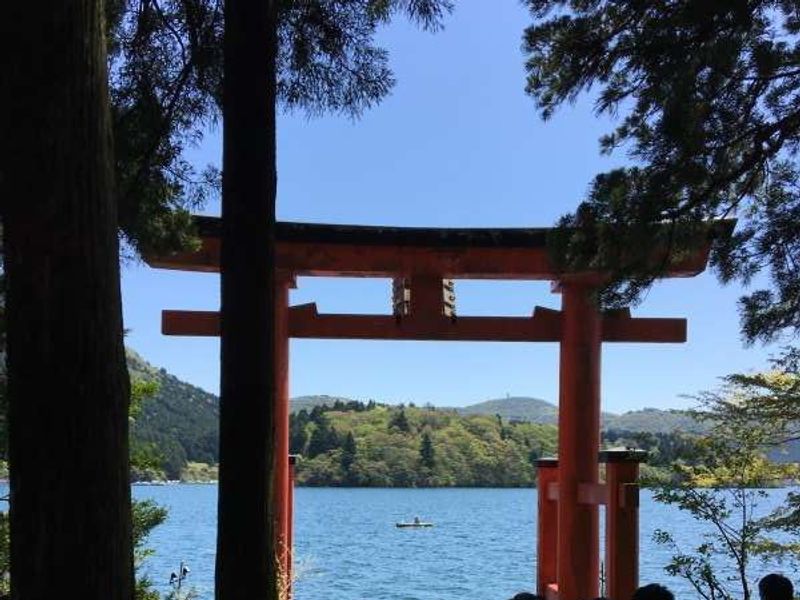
[759,574,794,600]
[509,594,543,600]
[631,584,674,600]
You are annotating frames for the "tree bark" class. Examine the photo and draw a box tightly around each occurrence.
[216,0,280,598]
[0,2,134,600]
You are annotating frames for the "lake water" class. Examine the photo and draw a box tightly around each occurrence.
[133,485,794,600]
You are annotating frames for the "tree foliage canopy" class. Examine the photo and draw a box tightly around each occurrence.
[524,1,800,344]
[650,373,800,600]
[107,0,452,255]
[290,402,559,487]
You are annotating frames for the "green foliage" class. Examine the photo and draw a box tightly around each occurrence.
[340,432,358,485]
[131,379,160,420]
[290,409,310,455]
[706,371,800,439]
[180,461,218,483]
[305,409,341,459]
[523,1,800,344]
[128,350,218,479]
[389,408,411,433]
[292,395,378,414]
[603,429,702,469]
[132,499,169,566]
[419,431,435,470]
[649,375,800,600]
[106,0,222,257]
[129,373,172,600]
[105,0,453,257]
[130,442,167,482]
[129,355,775,486]
[129,372,166,599]
[130,377,168,481]
[292,403,558,487]
[276,0,452,117]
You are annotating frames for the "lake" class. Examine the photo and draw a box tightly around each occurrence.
[133,485,794,600]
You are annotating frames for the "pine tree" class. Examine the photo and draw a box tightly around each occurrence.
[341,432,357,478]
[389,409,411,433]
[523,1,800,346]
[289,410,309,455]
[306,418,340,458]
[419,432,436,470]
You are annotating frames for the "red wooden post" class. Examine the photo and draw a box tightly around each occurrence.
[287,454,297,598]
[275,274,293,591]
[601,449,646,600]
[536,458,559,596]
[557,282,602,600]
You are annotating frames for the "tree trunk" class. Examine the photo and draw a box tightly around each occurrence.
[0,2,134,600]
[216,0,280,598]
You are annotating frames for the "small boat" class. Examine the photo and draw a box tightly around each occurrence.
[396,517,433,528]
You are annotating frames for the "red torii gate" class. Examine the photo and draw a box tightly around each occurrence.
[146,216,729,600]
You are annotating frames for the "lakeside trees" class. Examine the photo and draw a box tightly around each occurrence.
[650,377,800,600]
[291,403,558,487]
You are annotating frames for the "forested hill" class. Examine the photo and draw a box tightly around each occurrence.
[605,408,707,434]
[291,403,558,487]
[457,396,558,423]
[294,394,704,434]
[125,350,714,481]
[457,397,701,433]
[128,350,219,478]
[292,395,362,414]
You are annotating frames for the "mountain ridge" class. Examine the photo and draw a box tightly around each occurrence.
[126,349,707,479]
[291,394,702,433]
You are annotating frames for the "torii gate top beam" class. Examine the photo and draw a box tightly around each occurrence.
[145,216,734,343]
[145,216,733,280]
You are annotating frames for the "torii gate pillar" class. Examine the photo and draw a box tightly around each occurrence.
[556,281,602,600]
[275,273,294,593]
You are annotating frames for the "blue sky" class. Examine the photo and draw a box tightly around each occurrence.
[121,0,777,413]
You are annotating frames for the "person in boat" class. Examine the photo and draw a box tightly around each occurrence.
[413,516,420,525]
[631,584,674,600]
[759,574,794,600]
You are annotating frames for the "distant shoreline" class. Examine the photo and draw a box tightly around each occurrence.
[130,479,793,490]
[130,480,544,489]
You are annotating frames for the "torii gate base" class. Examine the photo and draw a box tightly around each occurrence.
[537,451,646,600]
